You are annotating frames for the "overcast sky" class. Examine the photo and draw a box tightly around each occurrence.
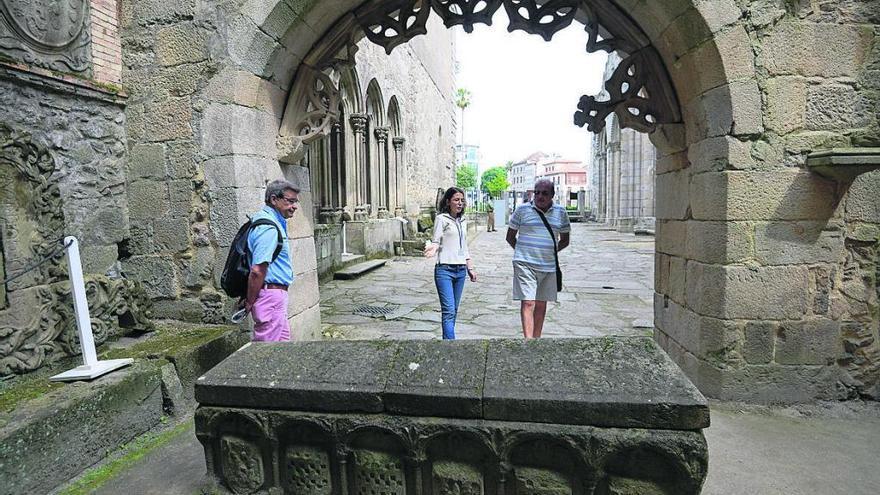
[453,10,608,171]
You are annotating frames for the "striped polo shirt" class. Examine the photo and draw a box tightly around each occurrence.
[509,203,571,272]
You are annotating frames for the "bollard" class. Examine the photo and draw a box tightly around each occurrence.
[50,236,133,382]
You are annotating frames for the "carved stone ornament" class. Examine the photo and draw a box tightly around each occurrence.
[374,126,390,143]
[288,65,342,144]
[345,0,680,134]
[350,113,368,135]
[0,0,92,73]
[574,49,680,134]
[503,0,579,41]
[354,0,431,55]
[431,0,503,33]
[0,124,153,376]
[392,136,406,151]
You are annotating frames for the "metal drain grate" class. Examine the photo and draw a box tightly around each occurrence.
[353,304,399,318]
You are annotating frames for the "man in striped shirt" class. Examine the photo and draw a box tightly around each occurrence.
[506,179,571,338]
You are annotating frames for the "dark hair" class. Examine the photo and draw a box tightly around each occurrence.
[438,187,466,218]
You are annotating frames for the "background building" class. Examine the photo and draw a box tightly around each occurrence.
[590,52,657,232]
[538,158,587,207]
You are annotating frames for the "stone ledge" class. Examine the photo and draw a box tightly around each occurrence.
[0,323,249,494]
[195,337,710,430]
[806,147,880,182]
[0,61,128,105]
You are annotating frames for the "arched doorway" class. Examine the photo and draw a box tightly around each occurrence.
[126,0,878,402]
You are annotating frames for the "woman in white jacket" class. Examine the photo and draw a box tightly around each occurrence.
[424,187,477,339]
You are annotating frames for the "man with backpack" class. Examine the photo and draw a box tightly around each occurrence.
[228,179,299,341]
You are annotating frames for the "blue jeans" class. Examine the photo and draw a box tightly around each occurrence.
[434,264,467,339]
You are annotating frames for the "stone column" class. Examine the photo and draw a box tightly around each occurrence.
[392,137,406,217]
[349,113,369,220]
[374,126,390,218]
[319,135,335,224]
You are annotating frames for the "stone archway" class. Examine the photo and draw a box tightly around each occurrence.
[122,0,880,402]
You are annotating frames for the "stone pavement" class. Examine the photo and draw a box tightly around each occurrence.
[320,223,655,340]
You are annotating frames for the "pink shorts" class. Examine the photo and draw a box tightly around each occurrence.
[251,288,291,342]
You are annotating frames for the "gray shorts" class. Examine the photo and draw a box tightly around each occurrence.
[512,261,557,302]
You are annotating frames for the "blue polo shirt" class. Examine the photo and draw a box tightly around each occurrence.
[509,202,570,272]
[247,205,294,286]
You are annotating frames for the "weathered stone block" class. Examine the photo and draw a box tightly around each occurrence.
[151,215,192,253]
[761,21,874,78]
[201,103,277,158]
[669,255,687,305]
[128,143,166,179]
[775,319,841,365]
[743,321,775,365]
[289,269,319,315]
[203,156,275,190]
[144,97,193,142]
[655,169,690,220]
[806,84,872,131]
[120,0,196,26]
[845,169,880,223]
[765,76,808,135]
[754,221,846,265]
[655,252,670,296]
[288,302,321,341]
[226,13,280,77]
[0,362,163,495]
[156,23,209,66]
[288,190,315,240]
[127,180,169,220]
[655,220,687,257]
[691,170,838,221]
[686,221,754,264]
[290,237,318,275]
[166,141,198,179]
[122,255,180,299]
[686,262,810,320]
[688,135,755,173]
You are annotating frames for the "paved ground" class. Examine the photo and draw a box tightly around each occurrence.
[59,223,880,494]
[320,223,655,340]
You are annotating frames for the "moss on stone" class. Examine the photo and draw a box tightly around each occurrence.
[58,419,193,495]
[0,376,64,413]
[101,323,234,361]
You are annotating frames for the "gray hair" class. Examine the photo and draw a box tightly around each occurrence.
[534,178,555,194]
[264,179,300,205]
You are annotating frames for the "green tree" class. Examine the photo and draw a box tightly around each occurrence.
[481,166,510,198]
[456,163,477,189]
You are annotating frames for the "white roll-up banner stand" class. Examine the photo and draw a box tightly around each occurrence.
[50,236,133,382]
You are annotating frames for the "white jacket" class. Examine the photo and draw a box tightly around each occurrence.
[430,213,470,265]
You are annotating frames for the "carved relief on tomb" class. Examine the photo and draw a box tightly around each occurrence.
[0,124,152,376]
[0,0,91,73]
[196,409,709,494]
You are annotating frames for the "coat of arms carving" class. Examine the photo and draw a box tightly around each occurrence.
[0,0,91,73]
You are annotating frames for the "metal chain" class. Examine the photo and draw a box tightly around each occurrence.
[0,238,73,286]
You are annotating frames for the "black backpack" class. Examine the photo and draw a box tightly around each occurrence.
[220,218,283,299]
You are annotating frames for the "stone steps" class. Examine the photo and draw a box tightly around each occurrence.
[333,259,388,280]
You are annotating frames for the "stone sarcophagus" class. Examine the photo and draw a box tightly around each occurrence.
[195,338,710,494]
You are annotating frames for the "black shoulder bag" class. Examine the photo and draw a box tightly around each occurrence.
[532,207,563,292]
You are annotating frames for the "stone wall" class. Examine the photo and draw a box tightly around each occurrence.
[0,61,153,375]
[353,13,458,210]
[648,0,880,401]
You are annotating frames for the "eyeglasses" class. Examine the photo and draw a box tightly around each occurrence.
[276,195,300,204]
[534,190,554,197]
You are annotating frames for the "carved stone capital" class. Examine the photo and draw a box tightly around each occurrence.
[277,135,305,164]
[349,113,368,135]
[374,126,390,143]
[392,137,406,151]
